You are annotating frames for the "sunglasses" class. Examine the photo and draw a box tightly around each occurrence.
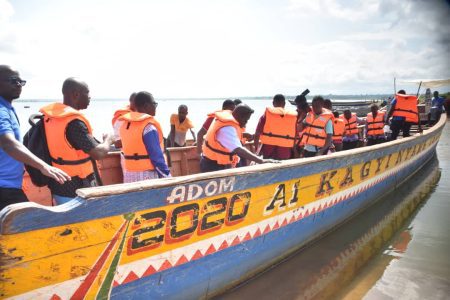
[4,77,27,87]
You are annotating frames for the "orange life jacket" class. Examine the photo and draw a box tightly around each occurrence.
[202,110,243,165]
[366,111,385,136]
[332,118,345,142]
[119,112,164,172]
[392,94,419,123]
[260,107,298,147]
[340,113,359,136]
[300,111,332,148]
[40,103,94,178]
[111,105,131,126]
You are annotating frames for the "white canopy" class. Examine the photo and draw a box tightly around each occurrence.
[399,79,450,88]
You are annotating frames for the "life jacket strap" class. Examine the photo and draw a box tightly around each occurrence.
[51,156,91,166]
[261,132,296,140]
[122,152,149,160]
[205,141,234,160]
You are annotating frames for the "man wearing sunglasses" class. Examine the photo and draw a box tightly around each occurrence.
[0,65,70,209]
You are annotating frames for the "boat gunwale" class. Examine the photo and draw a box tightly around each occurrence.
[76,114,447,199]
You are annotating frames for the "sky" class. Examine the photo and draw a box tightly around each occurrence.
[1,0,449,99]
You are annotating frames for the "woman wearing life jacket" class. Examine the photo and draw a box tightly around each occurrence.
[298,96,333,158]
[119,91,171,183]
[332,111,345,151]
[200,105,278,172]
[41,78,115,204]
[386,90,420,140]
[340,109,365,150]
[196,99,236,155]
[254,94,297,160]
[366,104,386,145]
[290,93,311,158]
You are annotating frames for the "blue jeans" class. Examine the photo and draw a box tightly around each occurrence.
[53,194,74,205]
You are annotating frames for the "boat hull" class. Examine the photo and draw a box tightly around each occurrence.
[0,115,446,300]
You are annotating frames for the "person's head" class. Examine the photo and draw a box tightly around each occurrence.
[232,104,254,128]
[222,99,235,111]
[134,91,158,116]
[0,65,25,102]
[333,111,340,118]
[370,104,379,114]
[343,109,352,119]
[62,77,91,110]
[129,92,137,111]
[178,104,188,121]
[272,94,285,108]
[233,99,242,106]
[397,90,406,95]
[311,96,324,115]
[323,98,332,110]
[433,91,439,98]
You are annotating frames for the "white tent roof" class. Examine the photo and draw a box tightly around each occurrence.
[398,79,450,88]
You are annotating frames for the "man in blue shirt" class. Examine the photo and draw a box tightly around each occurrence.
[430,91,445,125]
[0,65,70,209]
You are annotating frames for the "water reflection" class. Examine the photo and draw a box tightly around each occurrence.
[217,157,440,300]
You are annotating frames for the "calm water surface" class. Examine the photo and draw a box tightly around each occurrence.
[14,98,371,140]
[217,118,450,300]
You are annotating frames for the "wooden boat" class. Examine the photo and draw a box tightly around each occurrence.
[0,114,446,299]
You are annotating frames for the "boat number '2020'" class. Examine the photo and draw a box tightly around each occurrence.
[127,192,251,255]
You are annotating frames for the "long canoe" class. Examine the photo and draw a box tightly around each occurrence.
[0,114,446,299]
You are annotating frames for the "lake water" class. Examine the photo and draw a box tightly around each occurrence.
[217,118,450,299]
[14,98,372,140]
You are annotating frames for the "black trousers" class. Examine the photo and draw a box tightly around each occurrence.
[343,140,358,150]
[303,150,318,157]
[200,156,231,172]
[0,188,28,211]
[390,119,412,140]
[367,138,386,146]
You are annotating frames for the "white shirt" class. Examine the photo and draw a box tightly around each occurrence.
[216,126,242,152]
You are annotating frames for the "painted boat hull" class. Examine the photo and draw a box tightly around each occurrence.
[0,115,446,300]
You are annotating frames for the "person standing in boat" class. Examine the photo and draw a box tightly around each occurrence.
[200,104,278,172]
[168,104,196,147]
[430,91,445,125]
[118,91,171,182]
[290,93,311,158]
[254,94,297,160]
[386,90,420,140]
[297,96,333,157]
[332,111,345,152]
[0,65,70,209]
[196,99,236,155]
[366,104,386,145]
[40,78,115,204]
[340,109,365,150]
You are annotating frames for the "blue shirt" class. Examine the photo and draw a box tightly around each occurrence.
[143,124,171,178]
[432,96,445,110]
[0,96,24,188]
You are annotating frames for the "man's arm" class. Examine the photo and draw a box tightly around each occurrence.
[168,124,176,147]
[386,101,396,123]
[190,128,196,143]
[66,119,114,160]
[143,124,171,178]
[0,133,70,184]
[196,127,207,154]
